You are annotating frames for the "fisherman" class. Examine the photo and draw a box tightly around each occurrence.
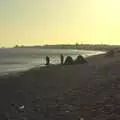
[45,56,50,65]
[60,54,64,65]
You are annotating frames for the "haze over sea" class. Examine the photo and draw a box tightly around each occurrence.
[0,48,104,76]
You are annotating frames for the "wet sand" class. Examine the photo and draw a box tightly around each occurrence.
[0,53,120,120]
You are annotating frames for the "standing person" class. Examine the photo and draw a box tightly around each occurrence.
[45,56,50,65]
[60,54,64,65]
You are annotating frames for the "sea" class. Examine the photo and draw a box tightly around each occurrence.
[0,48,105,76]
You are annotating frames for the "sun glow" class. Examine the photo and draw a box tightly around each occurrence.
[0,0,120,47]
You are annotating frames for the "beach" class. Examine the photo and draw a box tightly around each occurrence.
[0,53,120,120]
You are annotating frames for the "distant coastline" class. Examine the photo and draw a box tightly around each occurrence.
[13,44,120,51]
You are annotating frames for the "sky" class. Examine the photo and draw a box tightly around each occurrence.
[0,0,120,47]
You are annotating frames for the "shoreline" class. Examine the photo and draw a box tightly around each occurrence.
[0,52,106,78]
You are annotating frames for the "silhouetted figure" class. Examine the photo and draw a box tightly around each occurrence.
[45,56,50,65]
[60,54,64,65]
[74,55,87,64]
[64,56,74,65]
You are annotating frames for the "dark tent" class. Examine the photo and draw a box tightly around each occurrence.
[74,55,87,64]
[64,56,74,65]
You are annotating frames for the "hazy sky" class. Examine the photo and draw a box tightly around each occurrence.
[1,0,120,47]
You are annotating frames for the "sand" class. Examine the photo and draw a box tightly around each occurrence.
[0,53,120,120]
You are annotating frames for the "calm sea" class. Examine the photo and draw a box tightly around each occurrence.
[0,48,105,76]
